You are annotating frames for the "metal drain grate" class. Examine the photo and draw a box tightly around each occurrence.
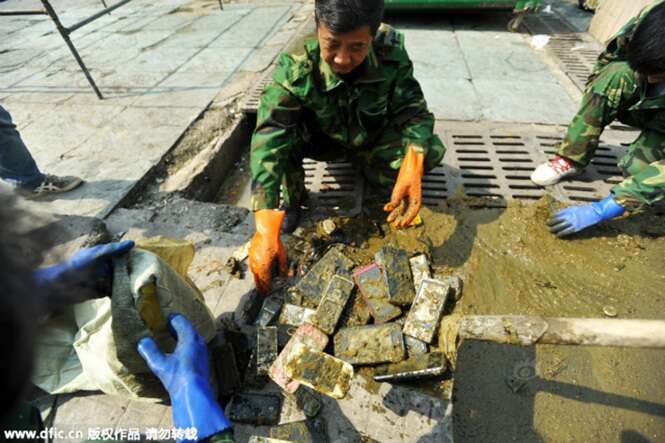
[295,124,635,213]
[422,126,551,207]
[523,11,603,92]
[420,122,636,207]
[302,159,364,216]
[242,69,274,114]
[547,35,601,91]
[523,11,576,35]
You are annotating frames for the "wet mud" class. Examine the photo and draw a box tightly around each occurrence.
[292,197,665,441]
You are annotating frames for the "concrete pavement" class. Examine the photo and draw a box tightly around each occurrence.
[1,0,309,218]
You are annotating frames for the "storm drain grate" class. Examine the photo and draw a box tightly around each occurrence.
[523,11,602,92]
[523,11,577,35]
[302,159,365,216]
[547,35,602,91]
[296,124,635,212]
[242,69,274,114]
[419,122,636,207]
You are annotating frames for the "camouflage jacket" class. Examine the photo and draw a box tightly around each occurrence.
[250,24,437,210]
[561,0,665,159]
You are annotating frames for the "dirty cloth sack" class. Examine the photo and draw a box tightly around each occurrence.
[32,239,216,400]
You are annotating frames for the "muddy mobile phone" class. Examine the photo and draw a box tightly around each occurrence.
[227,393,282,426]
[269,416,328,443]
[269,323,329,393]
[403,277,450,344]
[353,263,402,323]
[279,303,316,326]
[310,274,354,334]
[295,246,355,306]
[285,344,354,399]
[409,253,431,292]
[334,322,406,365]
[256,326,279,375]
[373,352,447,382]
[256,295,283,327]
[375,246,415,305]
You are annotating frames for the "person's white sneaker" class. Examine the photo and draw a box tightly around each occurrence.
[30,174,83,197]
[531,155,581,186]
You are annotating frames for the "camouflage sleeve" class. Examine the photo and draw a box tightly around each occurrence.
[557,62,638,166]
[250,55,303,211]
[202,429,235,443]
[612,160,665,210]
[389,35,437,156]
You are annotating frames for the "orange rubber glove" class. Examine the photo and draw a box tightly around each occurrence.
[384,145,425,229]
[249,209,288,294]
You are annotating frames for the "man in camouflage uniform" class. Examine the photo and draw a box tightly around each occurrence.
[531,1,665,237]
[248,0,446,293]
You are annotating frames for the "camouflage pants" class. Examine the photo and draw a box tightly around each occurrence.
[612,131,665,209]
[557,62,665,209]
[280,127,445,207]
[557,62,639,166]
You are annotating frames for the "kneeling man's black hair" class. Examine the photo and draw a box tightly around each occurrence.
[628,2,665,76]
[315,0,385,36]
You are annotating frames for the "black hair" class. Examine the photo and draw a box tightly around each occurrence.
[628,2,665,76]
[315,0,385,36]
[0,190,44,424]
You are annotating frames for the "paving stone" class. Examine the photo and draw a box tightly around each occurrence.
[125,46,201,73]
[405,35,470,80]
[419,78,481,122]
[178,47,253,73]
[0,0,308,222]
[141,13,197,31]
[456,31,558,82]
[157,29,223,48]
[475,78,577,125]
[132,71,231,108]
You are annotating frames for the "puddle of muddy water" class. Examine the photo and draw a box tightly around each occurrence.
[214,151,252,207]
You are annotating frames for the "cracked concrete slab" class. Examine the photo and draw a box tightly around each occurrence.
[2,0,309,218]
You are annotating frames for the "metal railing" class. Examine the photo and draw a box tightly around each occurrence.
[0,0,224,99]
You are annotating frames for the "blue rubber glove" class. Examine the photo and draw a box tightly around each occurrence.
[547,195,625,237]
[33,240,135,287]
[137,314,231,442]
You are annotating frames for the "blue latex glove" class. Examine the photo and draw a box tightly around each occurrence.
[33,240,135,287]
[547,195,625,237]
[137,314,231,442]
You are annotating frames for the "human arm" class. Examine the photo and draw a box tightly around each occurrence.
[547,195,625,237]
[33,240,135,286]
[250,55,303,211]
[382,34,435,227]
[137,314,232,442]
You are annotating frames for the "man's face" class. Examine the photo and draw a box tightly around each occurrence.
[317,22,373,75]
[647,73,665,84]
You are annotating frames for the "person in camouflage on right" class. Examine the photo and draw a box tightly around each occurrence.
[532,0,665,237]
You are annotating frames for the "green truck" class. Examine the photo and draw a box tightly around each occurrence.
[384,0,544,30]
